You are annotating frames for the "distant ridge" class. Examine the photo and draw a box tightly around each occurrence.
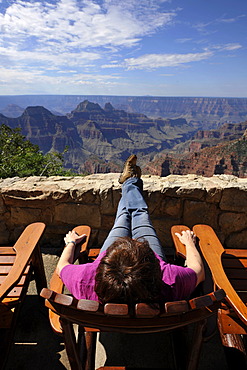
[1,95,247,125]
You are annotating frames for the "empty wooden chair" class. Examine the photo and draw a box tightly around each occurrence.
[0,222,46,369]
[171,224,247,367]
[193,224,247,367]
[42,225,226,370]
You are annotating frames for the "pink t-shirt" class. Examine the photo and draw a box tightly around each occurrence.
[60,252,197,302]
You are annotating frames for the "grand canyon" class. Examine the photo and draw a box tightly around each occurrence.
[0,96,246,177]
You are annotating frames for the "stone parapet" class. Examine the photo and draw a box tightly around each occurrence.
[0,174,246,254]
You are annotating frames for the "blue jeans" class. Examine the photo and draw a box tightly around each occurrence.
[100,177,166,261]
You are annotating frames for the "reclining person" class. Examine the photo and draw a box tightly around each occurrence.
[57,155,205,304]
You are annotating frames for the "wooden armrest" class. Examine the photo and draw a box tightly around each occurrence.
[48,225,91,334]
[0,222,46,300]
[171,225,191,259]
[193,224,247,326]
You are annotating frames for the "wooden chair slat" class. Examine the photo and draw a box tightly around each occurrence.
[238,292,247,303]
[224,267,247,279]
[5,286,26,298]
[189,294,213,309]
[223,259,247,268]
[54,292,73,306]
[0,247,16,255]
[0,256,16,264]
[2,297,19,305]
[77,299,99,312]
[224,249,247,258]
[0,275,27,285]
[164,300,189,314]
[88,248,101,258]
[229,280,247,291]
[104,303,129,316]
[135,303,160,317]
[0,264,30,276]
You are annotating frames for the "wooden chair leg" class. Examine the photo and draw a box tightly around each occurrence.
[61,318,83,370]
[32,247,47,294]
[186,319,206,370]
[84,331,97,370]
[217,313,247,368]
[172,328,189,370]
[220,333,247,369]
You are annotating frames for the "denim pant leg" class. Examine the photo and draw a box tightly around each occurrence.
[99,196,131,254]
[127,179,167,261]
[100,177,166,261]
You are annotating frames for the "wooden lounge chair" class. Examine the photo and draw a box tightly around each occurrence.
[171,224,247,367]
[41,225,226,370]
[0,222,46,369]
[193,224,247,366]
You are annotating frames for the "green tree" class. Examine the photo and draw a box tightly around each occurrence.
[0,124,74,178]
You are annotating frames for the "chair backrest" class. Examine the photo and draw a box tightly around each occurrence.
[193,224,247,327]
[41,287,225,334]
[171,225,190,259]
[0,222,46,300]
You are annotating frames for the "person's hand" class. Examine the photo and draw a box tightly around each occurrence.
[175,230,196,246]
[64,230,86,246]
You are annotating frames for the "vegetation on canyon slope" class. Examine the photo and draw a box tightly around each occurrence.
[0,124,74,178]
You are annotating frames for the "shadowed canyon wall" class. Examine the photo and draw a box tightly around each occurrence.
[0,174,246,255]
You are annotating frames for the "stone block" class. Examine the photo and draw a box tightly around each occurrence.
[219,212,247,235]
[183,200,219,229]
[101,215,115,230]
[3,190,68,207]
[70,187,100,204]
[100,188,120,215]
[54,203,101,228]
[205,187,222,203]
[147,194,182,218]
[0,195,6,214]
[162,197,182,218]
[100,188,114,215]
[152,217,180,249]
[10,207,45,226]
[220,188,247,212]
[145,191,163,215]
[0,222,10,244]
[226,229,247,249]
[97,229,110,247]
[176,186,206,200]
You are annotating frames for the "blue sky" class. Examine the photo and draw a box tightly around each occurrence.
[0,0,246,97]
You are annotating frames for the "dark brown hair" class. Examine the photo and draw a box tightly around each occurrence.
[95,237,162,304]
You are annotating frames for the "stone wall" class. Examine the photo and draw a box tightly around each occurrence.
[0,174,246,254]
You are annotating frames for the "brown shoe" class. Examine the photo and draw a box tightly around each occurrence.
[119,155,142,184]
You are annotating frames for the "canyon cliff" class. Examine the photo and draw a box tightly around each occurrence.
[0,100,246,177]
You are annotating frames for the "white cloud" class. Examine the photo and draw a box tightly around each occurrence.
[217,14,246,23]
[176,38,192,43]
[0,64,122,93]
[102,51,213,70]
[0,0,177,79]
[0,0,175,51]
[207,43,242,52]
[219,43,242,51]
